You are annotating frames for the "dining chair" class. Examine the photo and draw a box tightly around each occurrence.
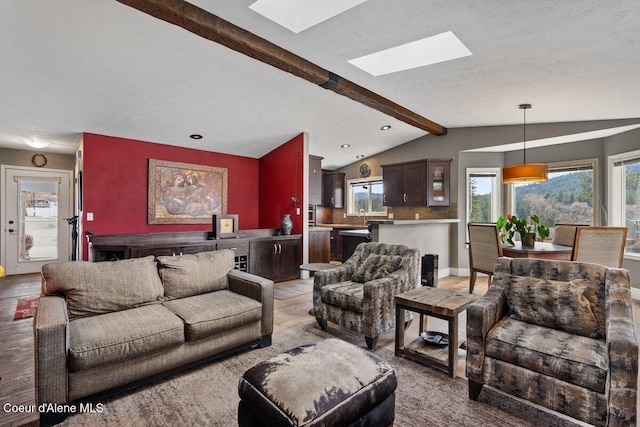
[467,223,503,294]
[551,223,590,247]
[572,226,628,268]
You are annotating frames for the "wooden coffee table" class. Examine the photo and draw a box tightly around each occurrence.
[394,287,477,378]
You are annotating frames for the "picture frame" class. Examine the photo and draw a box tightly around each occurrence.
[148,159,228,224]
[211,214,239,239]
[427,159,451,207]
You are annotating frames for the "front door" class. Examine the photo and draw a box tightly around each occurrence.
[2,166,73,275]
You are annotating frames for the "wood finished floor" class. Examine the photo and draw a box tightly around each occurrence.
[1,273,638,426]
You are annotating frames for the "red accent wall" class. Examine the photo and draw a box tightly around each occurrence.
[82,133,260,258]
[258,134,304,235]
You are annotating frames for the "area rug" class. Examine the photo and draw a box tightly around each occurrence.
[273,280,313,300]
[13,296,39,320]
[59,323,582,427]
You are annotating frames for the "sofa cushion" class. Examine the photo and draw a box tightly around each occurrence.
[321,281,364,312]
[68,304,185,372]
[163,290,262,341]
[485,317,607,393]
[157,250,235,300]
[41,256,164,320]
[505,276,601,338]
[351,254,403,283]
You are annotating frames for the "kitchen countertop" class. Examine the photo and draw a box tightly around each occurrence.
[309,226,332,232]
[367,219,460,225]
[339,229,371,237]
[314,224,368,229]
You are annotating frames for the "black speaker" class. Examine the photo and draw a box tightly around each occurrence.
[421,254,438,287]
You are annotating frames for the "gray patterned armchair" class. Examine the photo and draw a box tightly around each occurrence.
[467,257,638,426]
[313,242,420,349]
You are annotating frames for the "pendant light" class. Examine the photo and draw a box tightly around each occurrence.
[502,104,548,184]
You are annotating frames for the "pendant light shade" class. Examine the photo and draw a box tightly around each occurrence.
[502,104,548,184]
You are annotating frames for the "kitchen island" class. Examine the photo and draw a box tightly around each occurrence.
[367,219,460,279]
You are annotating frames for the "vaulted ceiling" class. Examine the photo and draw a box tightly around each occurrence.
[1,1,639,169]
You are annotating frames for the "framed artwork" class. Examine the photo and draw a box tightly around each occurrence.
[427,159,451,207]
[211,214,239,239]
[148,159,228,224]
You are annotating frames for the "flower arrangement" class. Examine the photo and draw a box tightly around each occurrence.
[496,214,550,246]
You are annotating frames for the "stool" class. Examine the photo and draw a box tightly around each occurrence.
[238,338,397,426]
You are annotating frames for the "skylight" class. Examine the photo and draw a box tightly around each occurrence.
[249,0,368,34]
[348,31,472,77]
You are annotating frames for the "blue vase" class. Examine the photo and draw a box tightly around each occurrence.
[281,214,293,235]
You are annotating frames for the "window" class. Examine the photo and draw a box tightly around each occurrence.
[508,160,598,233]
[466,168,501,224]
[610,149,640,257]
[346,177,386,216]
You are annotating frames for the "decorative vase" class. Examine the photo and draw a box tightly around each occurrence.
[522,232,536,248]
[281,214,293,235]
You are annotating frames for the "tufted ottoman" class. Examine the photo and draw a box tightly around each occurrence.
[238,338,397,427]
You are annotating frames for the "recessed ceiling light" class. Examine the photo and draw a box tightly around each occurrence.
[380,125,391,131]
[356,154,365,159]
[24,138,49,149]
[190,134,203,140]
[341,144,351,148]
[249,0,368,34]
[348,31,472,77]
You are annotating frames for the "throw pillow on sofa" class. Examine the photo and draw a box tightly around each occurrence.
[157,249,235,300]
[41,256,164,320]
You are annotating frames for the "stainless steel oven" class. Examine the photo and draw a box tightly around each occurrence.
[308,204,316,226]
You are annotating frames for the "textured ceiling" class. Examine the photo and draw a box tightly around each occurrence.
[1,1,639,169]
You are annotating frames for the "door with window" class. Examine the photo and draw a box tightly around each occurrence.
[2,166,72,275]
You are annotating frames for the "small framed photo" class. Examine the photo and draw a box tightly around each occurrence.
[212,214,239,239]
[427,159,451,207]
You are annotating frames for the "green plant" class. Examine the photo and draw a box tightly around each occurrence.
[497,214,549,246]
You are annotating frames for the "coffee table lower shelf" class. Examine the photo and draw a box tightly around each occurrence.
[397,335,451,374]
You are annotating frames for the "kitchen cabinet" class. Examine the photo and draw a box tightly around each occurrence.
[309,228,330,263]
[381,160,427,206]
[249,236,301,282]
[322,171,345,208]
[309,155,323,206]
[340,230,371,262]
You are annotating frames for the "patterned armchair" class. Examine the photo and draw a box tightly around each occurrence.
[313,242,420,349]
[467,257,638,426]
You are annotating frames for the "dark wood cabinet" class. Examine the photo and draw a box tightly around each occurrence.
[322,171,345,208]
[381,160,427,206]
[249,237,301,282]
[309,155,323,206]
[309,229,330,263]
[88,230,299,281]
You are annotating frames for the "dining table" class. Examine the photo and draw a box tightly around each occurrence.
[501,241,573,260]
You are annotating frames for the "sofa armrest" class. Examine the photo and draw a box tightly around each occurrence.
[465,285,506,383]
[33,295,69,405]
[604,268,638,426]
[228,269,274,337]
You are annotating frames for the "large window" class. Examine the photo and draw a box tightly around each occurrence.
[347,177,386,216]
[610,149,640,257]
[466,168,501,224]
[508,159,598,231]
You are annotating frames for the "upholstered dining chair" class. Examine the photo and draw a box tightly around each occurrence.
[572,226,628,268]
[467,223,503,294]
[551,223,590,247]
[313,242,419,349]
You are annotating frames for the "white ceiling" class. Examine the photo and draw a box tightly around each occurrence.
[1,1,640,169]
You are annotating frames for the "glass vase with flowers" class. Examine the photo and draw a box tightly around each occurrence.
[496,214,549,247]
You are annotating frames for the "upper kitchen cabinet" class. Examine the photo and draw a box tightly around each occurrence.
[322,171,345,209]
[309,155,323,205]
[427,159,451,207]
[381,160,427,206]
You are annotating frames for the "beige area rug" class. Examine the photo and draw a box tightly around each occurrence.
[60,323,582,427]
[273,280,313,300]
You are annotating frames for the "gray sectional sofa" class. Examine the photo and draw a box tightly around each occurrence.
[34,249,273,424]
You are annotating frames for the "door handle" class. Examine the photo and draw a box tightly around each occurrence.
[403,193,407,203]
[273,244,277,254]
[278,244,282,254]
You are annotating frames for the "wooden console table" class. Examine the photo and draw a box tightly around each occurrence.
[395,287,477,378]
[87,229,301,282]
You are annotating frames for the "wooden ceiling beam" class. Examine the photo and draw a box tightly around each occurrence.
[116,0,447,136]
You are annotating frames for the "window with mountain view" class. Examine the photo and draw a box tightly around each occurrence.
[611,151,640,255]
[347,177,386,216]
[510,160,597,232]
[467,168,500,224]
